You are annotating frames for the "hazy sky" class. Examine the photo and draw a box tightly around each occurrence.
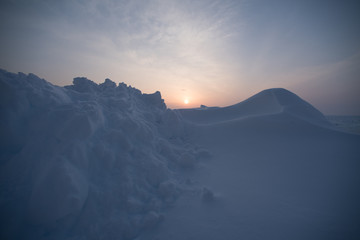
[1,0,359,114]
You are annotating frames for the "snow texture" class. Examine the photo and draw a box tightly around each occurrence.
[1,69,360,240]
[0,69,203,240]
[144,89,360,240]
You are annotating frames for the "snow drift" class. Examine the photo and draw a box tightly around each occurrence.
[0,69,207,240]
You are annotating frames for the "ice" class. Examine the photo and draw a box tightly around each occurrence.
[1,69,360,240]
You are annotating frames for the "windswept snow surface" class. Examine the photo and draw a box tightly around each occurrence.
[1,69,360,240]
[143,89,360,240]
[326,115,360,135]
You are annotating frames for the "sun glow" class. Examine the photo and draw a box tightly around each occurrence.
[184,99,189,104]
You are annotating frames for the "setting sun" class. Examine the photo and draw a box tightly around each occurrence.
[184,99,189,104]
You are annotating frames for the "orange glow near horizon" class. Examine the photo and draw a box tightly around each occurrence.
[184,99,189,104]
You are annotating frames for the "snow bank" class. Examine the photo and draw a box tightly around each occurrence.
[0,69,204,240]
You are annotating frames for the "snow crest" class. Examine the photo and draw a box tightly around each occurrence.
[0,69,206,240]
[178,88,330,126]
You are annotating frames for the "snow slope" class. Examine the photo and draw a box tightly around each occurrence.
[178,88,330,126]
[0,69,207,240]
[1,69,359,240]
[327,115,360,135]
[143,90,360,239]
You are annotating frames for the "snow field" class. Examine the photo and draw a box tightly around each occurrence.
[1,69,359,240]
[143,88,360,240]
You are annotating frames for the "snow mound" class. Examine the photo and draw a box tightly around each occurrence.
[0,69,205,240]
[179,88,329,126]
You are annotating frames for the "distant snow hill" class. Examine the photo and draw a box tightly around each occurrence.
[151,90,360,240]
[1,69,359,240]
[178,88,330,127]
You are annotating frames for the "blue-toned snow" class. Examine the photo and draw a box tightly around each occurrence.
[1,69,359,240]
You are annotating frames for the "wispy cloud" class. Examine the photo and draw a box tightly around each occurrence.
[12,0,244,90]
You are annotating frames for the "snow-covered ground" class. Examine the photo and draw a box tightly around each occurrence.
[143,89,360,240]
[1,69,359,240]
[326,116,360,135]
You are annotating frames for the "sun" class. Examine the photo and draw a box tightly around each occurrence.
[184,99,189,104]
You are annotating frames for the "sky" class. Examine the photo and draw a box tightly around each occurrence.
[0,0,359,114]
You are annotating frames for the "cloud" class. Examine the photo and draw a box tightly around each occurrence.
[1,0,244,72]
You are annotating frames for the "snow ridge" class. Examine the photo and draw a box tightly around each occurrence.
[0,69,207,240]
[178,88,330,126]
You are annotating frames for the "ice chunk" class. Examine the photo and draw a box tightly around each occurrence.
[100,78,116,89]
[142,91,166,109]
[71,77,98,92]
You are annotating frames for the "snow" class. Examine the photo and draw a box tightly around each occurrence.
[177,88,330,126]
[326,115,360,134]
[0,69,200,240]
[1,69,360,240]
[143,89,360,240]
